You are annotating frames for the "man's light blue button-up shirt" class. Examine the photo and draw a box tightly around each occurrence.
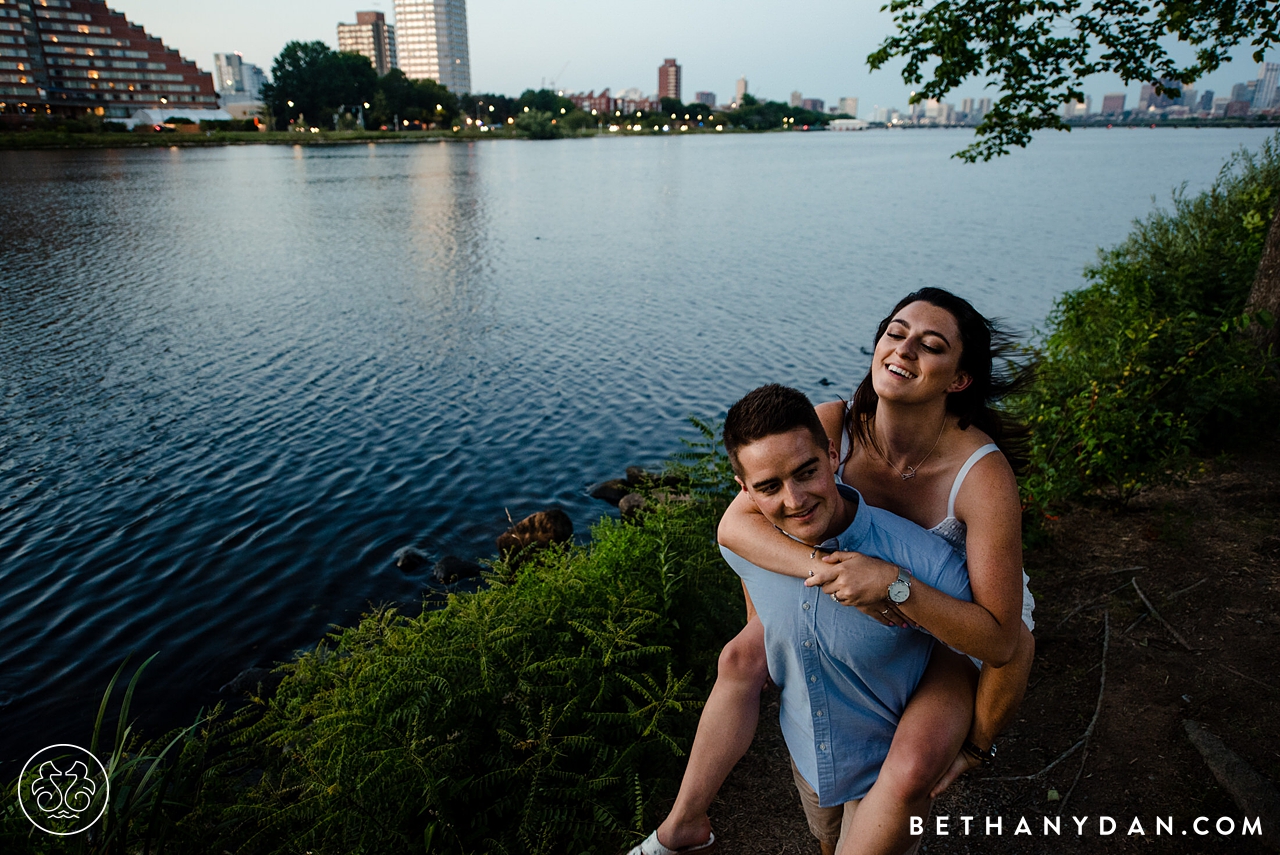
[721,484,972,806]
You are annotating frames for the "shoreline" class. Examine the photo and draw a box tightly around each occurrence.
[5,120,1280,151]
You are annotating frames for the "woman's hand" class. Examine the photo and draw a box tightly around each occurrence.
[805,551,914,626]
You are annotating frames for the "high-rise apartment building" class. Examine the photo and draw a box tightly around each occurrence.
[338,11,397,77]
[735,76,748,104]
[393,0,470,93]
[801,97,824,113]
[839,97,857,117]
[213,52,266,104]
[694,91,715,107]
[0,0,218,121]
[789,91,803,107]
[1254,62,1280,109]
[1100,93,1126,115]
[658,58,680,102]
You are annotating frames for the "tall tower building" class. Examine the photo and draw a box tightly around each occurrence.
[338,11,398,77]
[735,76,748,104]
[1254,62,1280,109]
[213,52,266,103]
[0,0,218,120]
[392,0,470,93]
[658,58,681,102]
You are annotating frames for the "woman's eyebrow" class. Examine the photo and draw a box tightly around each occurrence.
[889,318,951,347]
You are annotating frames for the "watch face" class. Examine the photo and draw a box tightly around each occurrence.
[888,580,910,604]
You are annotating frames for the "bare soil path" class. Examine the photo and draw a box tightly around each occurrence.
[704,437,1280,854]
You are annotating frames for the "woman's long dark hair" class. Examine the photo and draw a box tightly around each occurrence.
[848,287,1031,474]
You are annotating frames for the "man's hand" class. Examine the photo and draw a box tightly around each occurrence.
[930,749,981,798]
[805,551,911,626]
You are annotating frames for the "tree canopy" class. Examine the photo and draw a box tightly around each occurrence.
[262,43,457,130]
[870,0,1280,160]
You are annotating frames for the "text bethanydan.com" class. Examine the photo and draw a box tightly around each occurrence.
[912,815,1263,838]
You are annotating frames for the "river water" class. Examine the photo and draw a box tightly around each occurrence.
[0,127,1273,766]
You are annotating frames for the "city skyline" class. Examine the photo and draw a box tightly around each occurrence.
[108,0,1274,114]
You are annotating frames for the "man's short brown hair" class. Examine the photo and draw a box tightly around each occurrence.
[723,384,829,475]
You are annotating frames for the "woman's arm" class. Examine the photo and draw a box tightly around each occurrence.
[717,489,819,581]
[807,452,1024,665]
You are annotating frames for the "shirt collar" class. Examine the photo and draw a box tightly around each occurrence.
[833,483,871,551]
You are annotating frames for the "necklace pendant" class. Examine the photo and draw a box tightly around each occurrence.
[900,470,916,481]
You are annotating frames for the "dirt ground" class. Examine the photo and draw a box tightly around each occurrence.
[702,437,1280,854]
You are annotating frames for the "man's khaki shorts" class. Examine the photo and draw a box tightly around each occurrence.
[789,756,924,854]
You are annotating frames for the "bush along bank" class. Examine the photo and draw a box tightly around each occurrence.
[1014,134,1280,514]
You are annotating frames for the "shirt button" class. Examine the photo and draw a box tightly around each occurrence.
[819,743,827,751]
[810,675,817,683]
[804,641,812,648]
[802,602,811,611]
[816,710,823,716]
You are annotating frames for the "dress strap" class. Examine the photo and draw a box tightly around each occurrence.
[837,402,853,484]
[947,444,1000,518]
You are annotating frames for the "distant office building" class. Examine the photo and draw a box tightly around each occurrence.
[960,97,973,116]
[338,11,398,77]
[801,97,824,113]
[1211,96,1230,117]
[694,91,715,107]
[213,53,266,104]
[789,91,803,107]
[1255,62,1280,109]
[838,97,858,117]
[393,0,470,93]
[1139,78,1180,111]
[1231,82,1251,102]
[977,97,992,114]
[1226,99,1252,117]
[1198,90,1215,112]
[1100,93,1126,115]
[0,0,219,121]
[1061,97,1089,118]
[1178,87,1196,108]
[658,59,681,102]
[735,76,748,104]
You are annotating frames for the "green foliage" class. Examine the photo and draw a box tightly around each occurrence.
[516,109,562,140]
[0,655,229,855]
[1015,137,1280,511]
[211,480,739,854]
[369,69,458,129]
[262,42,389,130]
[869,0,1280,160]
[517,89,576,114]
[723,98,827,129]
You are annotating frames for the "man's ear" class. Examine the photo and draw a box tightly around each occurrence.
[734,475,747,493]
[948,371,973,394]
[828,437,839,469]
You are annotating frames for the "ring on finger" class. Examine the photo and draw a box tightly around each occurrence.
[830,593,839,603]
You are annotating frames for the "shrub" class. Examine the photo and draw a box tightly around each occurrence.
[216,476,739,854]
[1016,135,1280,511]
[515,109,561,140]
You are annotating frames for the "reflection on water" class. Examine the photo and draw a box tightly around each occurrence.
[0,129,1273,766]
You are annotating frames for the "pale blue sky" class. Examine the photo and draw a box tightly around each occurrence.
[111,0,1270,114]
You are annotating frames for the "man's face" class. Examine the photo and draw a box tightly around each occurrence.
[734,427,843,544]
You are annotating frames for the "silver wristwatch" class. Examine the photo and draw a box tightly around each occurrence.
[887,566,912,605]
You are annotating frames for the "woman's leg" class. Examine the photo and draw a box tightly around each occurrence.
[929,623,1035,797]
[653,617,770,849]
[836,646,977,855]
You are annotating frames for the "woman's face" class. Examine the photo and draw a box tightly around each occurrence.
[870,300,971,404]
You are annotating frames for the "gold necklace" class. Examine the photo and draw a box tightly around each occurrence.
[874,417,946,481]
